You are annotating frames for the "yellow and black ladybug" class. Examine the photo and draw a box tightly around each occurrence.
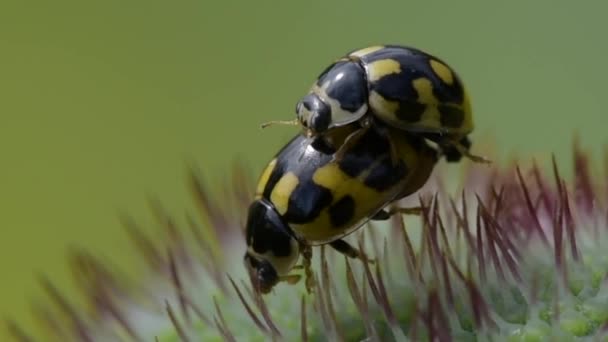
[244,123,438,294]
[263,45,487,163]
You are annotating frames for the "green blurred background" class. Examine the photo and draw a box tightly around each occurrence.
[1,0,606,339]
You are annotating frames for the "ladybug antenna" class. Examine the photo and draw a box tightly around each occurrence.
[260,119,299,129]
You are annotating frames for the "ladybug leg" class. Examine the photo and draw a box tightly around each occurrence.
[370,209,392,221]
[278,273,302,285]
[371,206,422,221]
[454,144,491,164]
[331,123,371,162]
[260,119,299,129]
[439,136,491,164]
[329,239,375,265]
[389,206,423,215]
[370,122,400,166]
[301,244,316,294]
[388,140,400,166]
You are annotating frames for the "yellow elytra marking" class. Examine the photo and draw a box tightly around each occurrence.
[349,46,384,58]
[367,59,401,82]
[255,158,277,198]
[294,159,398,242]
[412,78,439,105]
[312,163,351,189]
[369,90,410,130]
[369,91,398,113]
[270,172,300,215]
[429,59,454,85]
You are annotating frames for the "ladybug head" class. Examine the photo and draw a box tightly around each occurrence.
[243,200,301,293]
[295,93,332,134]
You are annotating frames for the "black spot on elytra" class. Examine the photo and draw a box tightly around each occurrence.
[370,71,419,103]
[395,101,426,123]
[361,46,464,108]
[329,195,355,228]
[283,181,333,224]
[363,155,409,191]
[337,150,371,178]
[431,70,464,104]
[261,133,333,200]
[337,126,391,178]
[438,104,465,128]
[426,57,463,99]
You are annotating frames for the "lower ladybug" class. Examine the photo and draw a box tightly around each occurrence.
[244,123,438,293]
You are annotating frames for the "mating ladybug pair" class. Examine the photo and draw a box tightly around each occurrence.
[244,45,487,294]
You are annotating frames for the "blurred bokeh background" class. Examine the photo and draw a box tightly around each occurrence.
[1,0,606,339]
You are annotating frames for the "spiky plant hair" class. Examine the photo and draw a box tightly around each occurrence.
[7,142,608,341]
